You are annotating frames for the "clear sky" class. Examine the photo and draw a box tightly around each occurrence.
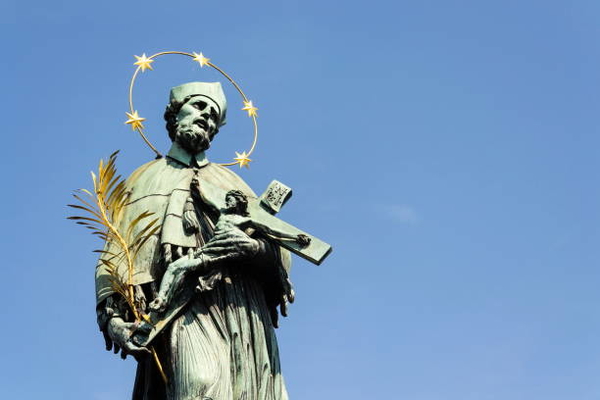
[1,1,600,399]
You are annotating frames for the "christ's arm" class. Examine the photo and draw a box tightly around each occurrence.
[250,219,311,247]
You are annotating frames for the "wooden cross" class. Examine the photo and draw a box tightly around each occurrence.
[201,179,332,265]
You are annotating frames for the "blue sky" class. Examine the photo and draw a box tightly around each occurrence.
[1,1,600,398]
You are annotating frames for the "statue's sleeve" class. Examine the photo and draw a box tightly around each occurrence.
[94,162,160,333]
[95,237,131,335]
[253,238,294,328]
[95,161,164,306]
[95,239,120,305]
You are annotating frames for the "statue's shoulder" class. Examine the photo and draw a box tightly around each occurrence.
[123,157,191,200]
[201,162,256,197]
[126,157,187,186]
[126,158,165,184]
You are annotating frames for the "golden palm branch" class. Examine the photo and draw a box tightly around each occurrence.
[68,151,166,382]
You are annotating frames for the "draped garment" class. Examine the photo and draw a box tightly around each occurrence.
[95,154,292,400]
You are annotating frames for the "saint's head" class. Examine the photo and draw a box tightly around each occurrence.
[164,82,228,154]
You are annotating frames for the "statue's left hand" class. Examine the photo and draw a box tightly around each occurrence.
[201,229,261,260]
[106,317,151,361]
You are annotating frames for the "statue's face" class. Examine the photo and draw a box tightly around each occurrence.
[173,96,220,153]
[225,194,238,210]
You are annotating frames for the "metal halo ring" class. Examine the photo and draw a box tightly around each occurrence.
[126,51,258,167]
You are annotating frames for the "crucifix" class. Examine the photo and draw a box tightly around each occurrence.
[132,179,332,348]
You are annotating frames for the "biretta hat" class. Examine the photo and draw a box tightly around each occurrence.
[169,82,227,126]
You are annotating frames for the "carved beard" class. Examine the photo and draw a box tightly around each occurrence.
[173,120,212,153]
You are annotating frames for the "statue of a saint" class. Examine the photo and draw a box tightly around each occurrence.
[95,82,295,399]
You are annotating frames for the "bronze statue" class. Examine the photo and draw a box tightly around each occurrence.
[89,81,330,399]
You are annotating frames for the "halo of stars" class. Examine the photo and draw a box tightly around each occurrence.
[126,51,259,168]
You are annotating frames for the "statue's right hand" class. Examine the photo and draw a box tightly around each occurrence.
[106,317,151,361]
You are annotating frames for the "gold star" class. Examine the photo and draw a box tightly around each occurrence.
[242,100,258,117]
[125,111,146,131]
[133,53,154,72]
[192,52,210,67]
[234,151,252,168]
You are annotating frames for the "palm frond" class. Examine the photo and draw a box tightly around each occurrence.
[68,151,162,321]
[69,150,167,383]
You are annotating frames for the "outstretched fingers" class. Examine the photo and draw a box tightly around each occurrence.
[201,245,231,255]
[209,230,247,242]
[203,235,252,248]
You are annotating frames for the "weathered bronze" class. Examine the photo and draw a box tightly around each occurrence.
[93,81,331,399]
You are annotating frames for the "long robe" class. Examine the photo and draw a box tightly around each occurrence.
[95,146,293,400]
